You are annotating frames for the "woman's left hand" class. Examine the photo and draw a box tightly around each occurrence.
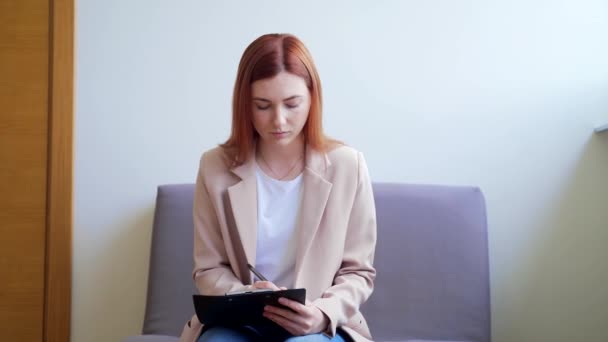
[263,298,329,336]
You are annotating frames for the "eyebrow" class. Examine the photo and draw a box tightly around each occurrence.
[252,95,302,102]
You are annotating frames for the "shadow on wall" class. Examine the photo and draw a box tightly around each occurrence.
[515,131,608,342]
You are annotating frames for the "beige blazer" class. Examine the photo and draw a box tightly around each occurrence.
[179,144,377,342]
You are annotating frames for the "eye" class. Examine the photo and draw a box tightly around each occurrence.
[255,104,271,110]
[285,100,302,109]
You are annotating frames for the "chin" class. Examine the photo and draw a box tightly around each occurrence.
[272,138,295,146]
[264,134,294,144]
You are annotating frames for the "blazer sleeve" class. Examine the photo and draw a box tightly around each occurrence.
[192,152,249,295]
[312,151,377,336]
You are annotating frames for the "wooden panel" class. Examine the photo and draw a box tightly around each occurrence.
[45,0,74,340]
[0,0,49,340]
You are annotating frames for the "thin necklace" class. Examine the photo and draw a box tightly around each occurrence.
[259,152,303,181]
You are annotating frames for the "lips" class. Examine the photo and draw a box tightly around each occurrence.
[270,131,289,139]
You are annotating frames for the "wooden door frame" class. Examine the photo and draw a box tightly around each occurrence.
[45,0,74,341]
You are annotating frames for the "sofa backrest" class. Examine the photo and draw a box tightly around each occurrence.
[142,184,197,336]
[142,183,490,342]
[361,183,491,342]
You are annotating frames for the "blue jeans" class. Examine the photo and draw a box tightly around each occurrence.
[197,324,348,342]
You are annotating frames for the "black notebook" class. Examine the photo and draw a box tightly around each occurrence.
[193,288,306,326]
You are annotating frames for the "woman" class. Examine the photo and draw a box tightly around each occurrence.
[180,33,377,342]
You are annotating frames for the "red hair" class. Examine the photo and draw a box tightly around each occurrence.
[221,33,334,166]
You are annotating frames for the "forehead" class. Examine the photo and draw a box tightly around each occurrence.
[251,71,309,99]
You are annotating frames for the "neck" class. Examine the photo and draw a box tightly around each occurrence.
[257,135,305,164]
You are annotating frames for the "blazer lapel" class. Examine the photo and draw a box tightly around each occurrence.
[294,147,332,285]
[228,156,257,271]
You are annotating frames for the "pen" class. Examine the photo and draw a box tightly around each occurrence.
[247,263,268,282]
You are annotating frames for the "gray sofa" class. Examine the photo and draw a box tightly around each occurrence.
[123,183,491,342]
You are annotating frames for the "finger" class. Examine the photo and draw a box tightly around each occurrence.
[252,281,281,291]
[280,286,287,290]
[264,304,300,322]
[263,311,302,336]
[278,297,308,314]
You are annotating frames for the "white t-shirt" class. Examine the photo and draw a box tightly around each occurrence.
[254,164,303,288]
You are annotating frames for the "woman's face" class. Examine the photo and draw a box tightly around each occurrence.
[251,71,311,148]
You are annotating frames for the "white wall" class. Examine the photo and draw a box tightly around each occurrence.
[75,1,608,341]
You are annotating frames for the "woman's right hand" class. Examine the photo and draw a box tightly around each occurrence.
[251,281,287,291]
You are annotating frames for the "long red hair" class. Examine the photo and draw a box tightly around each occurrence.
[221,33,333,166]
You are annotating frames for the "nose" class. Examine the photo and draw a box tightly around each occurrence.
[271,105,287,128]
